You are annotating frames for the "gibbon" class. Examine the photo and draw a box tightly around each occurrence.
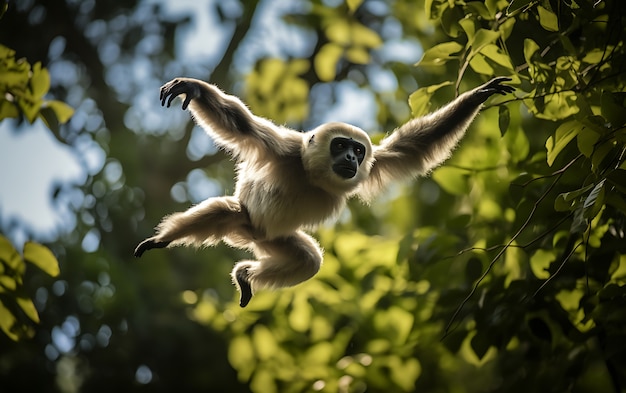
[135,76,514,307]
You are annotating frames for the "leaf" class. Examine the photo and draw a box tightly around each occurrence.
[0,300,19,341]
[537,6,559,32]
[523,38,540,65]
[545,120,582,166]
[314,43,343,82]
[591,140,614,172]
[0,235,22,271]
[480,44,515,70]
[416,41,464,67]
[345,47,370,64]
[554,184,594,212]
[467,29,500,56]
[582,179,605,220]
[471,331,491,360]
[23,242,60,277]
[499,105,510,136]
[350,22,382,49]
[606,169,626,194]
[408,81,453,117]
[346,0,363,13]
[469,53,494,75]
[0,100,19,120]
[576,126,599,158]
[44,100,74,123]
[29,62,51,99]
[601,92,626,127]
[506,0,533,14]
[432,166,470,195]
[529,250,555,279]
[16,297,40,323]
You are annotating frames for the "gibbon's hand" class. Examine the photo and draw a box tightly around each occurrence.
[472,77,515,105]
[160,78,202,110]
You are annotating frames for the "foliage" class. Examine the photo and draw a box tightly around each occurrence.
[0,235,59,340]
[0,44,73,135]
[1,0,626,392]
[0,39,64,342]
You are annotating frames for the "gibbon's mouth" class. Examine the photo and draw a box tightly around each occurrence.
[333,164,357,179]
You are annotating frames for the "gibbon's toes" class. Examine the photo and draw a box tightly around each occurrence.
[235,268,253,308]
[133,238,170,258]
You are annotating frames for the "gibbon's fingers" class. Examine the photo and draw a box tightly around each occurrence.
[234,266,253,308]
[484,77,515,95]
[472,77,514,104]
[160,79,200,109]
[134,238,171,258]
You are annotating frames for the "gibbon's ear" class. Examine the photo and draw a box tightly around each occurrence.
[301,122,373,194]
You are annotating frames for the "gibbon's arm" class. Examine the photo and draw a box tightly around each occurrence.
[361,77,513,198]
[160,78,302,159]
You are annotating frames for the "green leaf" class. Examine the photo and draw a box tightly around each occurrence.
[23,242,60,277]
[468,29,500,56]
[530,250,555,279]
[499,105,510,136]
[545,120,582,166]
[346,0,363,13]
[432,166,470,195]
[0,100,19,120]
[554,184,594,212]
[582,179,605,220]
[480,44,515,70]
[29,62,51,99]
[576,126,599,158]
[16,297,40,323]
[469,53,494,75]
[408,81,453,117]
[523,38,540,65]
[0,300,19,341]
[0,235,22,271]
[591,140,614,172]
[44,100,74,123]
[606,169,626,194]
[350,22,382,49]
[537,6,559,32]
[314,43,343,82]
[471,331,491,360]
[601,92,626,127]
[506,0,533,14]
[416,41,464,67]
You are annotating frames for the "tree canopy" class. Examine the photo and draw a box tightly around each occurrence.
[1,0,625,392]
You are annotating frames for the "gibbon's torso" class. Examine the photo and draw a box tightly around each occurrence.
[235,153,345,239]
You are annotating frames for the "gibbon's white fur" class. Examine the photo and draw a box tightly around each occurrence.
[135,77,514,307]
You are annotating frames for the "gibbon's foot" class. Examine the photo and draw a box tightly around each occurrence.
[160,79,201,110]
[235,267,253,308]
[134,238,171,258]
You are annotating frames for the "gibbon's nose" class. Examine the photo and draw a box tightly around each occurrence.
[344,149,357,162]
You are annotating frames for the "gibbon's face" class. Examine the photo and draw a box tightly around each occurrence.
[330,137,366,179]
[301,122,373,194]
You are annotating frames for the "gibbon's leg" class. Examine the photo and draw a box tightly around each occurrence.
[231,231,323,307]
[134,196,251,257]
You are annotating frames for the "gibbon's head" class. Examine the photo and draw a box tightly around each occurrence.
[302,122,374,194]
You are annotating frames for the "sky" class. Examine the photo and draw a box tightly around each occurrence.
[0,0,421,246]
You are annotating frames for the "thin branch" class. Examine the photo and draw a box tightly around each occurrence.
[443,170,564,337]
[532,241,583,297]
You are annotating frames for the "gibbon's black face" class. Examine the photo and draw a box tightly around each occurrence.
[330,137,366,179]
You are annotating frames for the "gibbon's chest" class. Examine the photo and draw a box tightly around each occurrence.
[235,157,344,238]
